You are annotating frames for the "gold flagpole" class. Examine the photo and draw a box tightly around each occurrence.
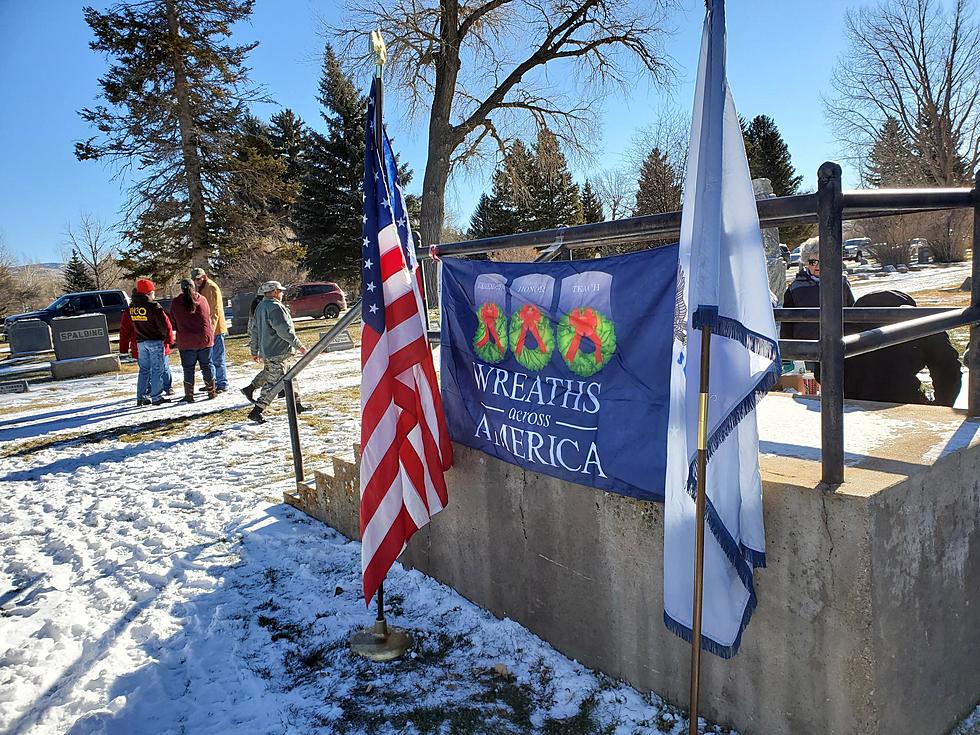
[350,29,412,662]
[688,323,712,735]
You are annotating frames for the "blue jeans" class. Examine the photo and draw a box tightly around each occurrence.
[209,333,227,389]
[136,340,166,401]
[179,347,214,386]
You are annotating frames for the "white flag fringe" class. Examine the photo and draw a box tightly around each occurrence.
[663,0,780,658]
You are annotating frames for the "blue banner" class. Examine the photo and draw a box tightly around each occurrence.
[440,245,678,502]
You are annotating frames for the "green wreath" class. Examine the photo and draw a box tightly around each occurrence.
[473,301,508,363]
[509,304,554,371]
[557,306,617,377]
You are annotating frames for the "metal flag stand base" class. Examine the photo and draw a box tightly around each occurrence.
[349,581,413,662]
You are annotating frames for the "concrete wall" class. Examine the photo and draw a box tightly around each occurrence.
[869,445,980,734]
[289,419,980,734]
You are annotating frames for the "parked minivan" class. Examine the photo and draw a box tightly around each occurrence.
[2,289,130,340]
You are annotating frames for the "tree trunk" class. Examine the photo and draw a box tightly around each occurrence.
[418,0,463,307]
[165,0,208,271]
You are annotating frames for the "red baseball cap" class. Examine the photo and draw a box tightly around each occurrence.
[135,278,155,294]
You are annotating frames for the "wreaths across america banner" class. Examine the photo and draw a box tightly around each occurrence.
[439,245,678,502]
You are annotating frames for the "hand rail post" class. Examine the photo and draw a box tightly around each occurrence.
[285,378,304,484]
[818,162,845,486]
[970,170,980,417]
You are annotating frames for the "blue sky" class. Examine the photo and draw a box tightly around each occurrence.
[0,0,857,264]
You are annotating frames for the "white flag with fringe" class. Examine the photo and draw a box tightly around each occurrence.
[663,0,780,658]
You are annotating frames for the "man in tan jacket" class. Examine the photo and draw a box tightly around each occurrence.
[191,266,229,392]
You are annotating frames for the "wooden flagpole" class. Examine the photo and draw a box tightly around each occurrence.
[688,323,712,735]
[350,30,412,662]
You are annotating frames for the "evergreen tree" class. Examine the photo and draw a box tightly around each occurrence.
[581,180,604,223]
[527,129,583,230]
[63,250,96,292]
[865,116,917,187]
[210,115,303,268]
[268,109,308,186]
[633,147,682,216]
[743,115,803,197]
[294,44,366,284]
[77,0,262,275]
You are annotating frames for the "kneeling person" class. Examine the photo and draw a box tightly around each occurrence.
[248,281,308,423]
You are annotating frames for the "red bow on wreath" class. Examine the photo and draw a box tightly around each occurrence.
[515,304,549,355]
[565,307,603,365]
[475,302,504,351]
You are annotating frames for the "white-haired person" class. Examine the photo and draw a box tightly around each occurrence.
[781,236,855,382]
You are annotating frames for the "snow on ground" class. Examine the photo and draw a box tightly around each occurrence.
[0,352,729,735]
[848,261,972,298]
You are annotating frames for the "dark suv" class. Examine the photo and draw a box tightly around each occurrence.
[284,282,348,319]
[2,289,130,340]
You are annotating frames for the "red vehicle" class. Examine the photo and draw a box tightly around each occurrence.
[284,281,347,319]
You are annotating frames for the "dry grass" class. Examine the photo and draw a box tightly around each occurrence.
[905,286,973,358]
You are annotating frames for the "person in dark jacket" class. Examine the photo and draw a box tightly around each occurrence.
[120,288,175,402]
[168,279,216,402]
[844,290,962,406]
[781,237,855,382]
[129,278,172,406]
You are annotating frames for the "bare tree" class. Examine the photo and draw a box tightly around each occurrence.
[594,168,635,220]
[0,237,18,318]
[626,107,689,183]
[63,213,121,289]
[827,0,980,186]
[15,262,62,312]
[333,0,675,256]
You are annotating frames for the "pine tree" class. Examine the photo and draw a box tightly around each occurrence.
[581,180,604,223]
[210,115,302,268]
[633,147,682,216]
[63,250,96,293]
[865,117,917,187]
[77,0,262,276]
[268,109,308,186]
[294,44,366,285]
[743,115,803,197]
[527,129,583,230]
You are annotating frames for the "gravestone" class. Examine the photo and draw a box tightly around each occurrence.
[0,379,29,394]
[320,329,356,352]
[51,354,120,380]
[918,246,932,264]
[51,314,111,361]
[753,178,786,304]
[8,319,53,355]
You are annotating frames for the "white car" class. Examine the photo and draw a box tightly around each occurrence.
[842,237,870,260]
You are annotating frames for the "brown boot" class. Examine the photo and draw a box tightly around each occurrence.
[182,382,195,403]
[205,381,217,400]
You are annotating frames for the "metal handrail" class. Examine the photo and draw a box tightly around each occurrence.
[272,298,362,483]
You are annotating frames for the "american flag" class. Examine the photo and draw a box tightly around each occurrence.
[359,80,453,605]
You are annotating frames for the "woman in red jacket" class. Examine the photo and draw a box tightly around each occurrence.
[168,279,215,402]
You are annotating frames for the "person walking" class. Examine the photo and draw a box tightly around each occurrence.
[128,278,172,406]
[120,288,176,404]
[844,290,962,406]
[191,266,229,393]
[169,278,216,402]
[247,280,308,424]
[240,287,266,403]
[780,236,855,383]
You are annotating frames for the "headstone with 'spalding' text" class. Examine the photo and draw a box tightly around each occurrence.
[51,314,111,361]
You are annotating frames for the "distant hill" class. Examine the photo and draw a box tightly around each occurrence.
[11,262,63,274]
